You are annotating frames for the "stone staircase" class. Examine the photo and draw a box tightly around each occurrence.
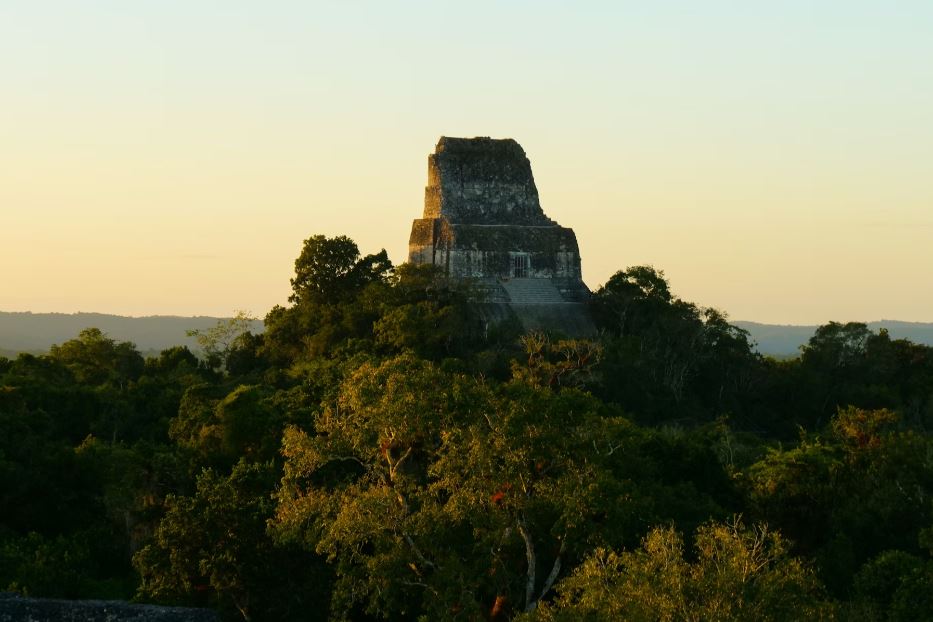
[501,278,566,304]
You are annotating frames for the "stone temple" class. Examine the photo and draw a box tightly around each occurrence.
[408,136,595,335]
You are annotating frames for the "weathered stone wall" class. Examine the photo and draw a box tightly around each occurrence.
[422,137,553,225]
[444,224,581,279]
[408,137,587,284]
[407,136,595,335]
[435,244,580,281]
[407,218,439,265]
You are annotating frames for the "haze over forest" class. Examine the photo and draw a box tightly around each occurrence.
[3,2,933,323]
[3,311,933,359]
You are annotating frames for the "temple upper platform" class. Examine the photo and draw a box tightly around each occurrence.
[408,137,591,308]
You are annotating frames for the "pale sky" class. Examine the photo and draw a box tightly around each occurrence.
[2,1,932,324]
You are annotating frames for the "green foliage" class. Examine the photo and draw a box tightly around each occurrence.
[0,528,131,599]
[134,461,330,621]
[853,550,923,610]
[186,311,258,372]
[273,355,575,616]
[289,234,392,305]
[264,244,484,366]
[4,233,933,621]
[169,383,298,470]
[593,266,761,426]
[49,328,144,388]
[742,407,933,594]
[524,519,834,621]
[262,236,392,365]
[271,353,734,619]
[761,324,933,432]
[0,340,212,601]
[850,540,933,622]
[510,332,603,389]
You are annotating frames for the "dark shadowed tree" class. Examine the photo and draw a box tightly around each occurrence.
[289,235,392,305]
[134,460,330,621]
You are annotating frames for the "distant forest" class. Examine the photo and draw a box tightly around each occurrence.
[4,311,933,361]
[0,313,264,359]
[2,235,933,621]
[734,320,933,357]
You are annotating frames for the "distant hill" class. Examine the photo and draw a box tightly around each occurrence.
[734,320,933,357]
[0,312,263,356]
[2,312,931,359]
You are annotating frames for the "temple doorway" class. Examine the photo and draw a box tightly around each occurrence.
[511,253,530,278]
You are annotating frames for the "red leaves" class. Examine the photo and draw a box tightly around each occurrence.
[490,594,508,619]
[490,483,513,505]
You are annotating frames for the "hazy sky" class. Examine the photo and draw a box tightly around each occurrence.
[2,1,932,324]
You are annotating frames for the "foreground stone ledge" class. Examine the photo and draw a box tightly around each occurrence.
[0,593,217,622]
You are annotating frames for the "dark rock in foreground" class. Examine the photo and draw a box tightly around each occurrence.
[0,593,217,622]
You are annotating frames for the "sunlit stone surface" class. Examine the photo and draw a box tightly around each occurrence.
[408,137,594,335]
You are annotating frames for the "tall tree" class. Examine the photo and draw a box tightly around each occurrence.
[272,353,637,619]
[289,235,392,305]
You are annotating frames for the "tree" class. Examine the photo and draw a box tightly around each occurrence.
[46,329,146,443]
[802,322,873,370]
[186,311,257,371]
[369,263,476,358]
[262,235,394,364]
[523,519,834,621]
[49,328,144,389]
[743,407,933,594]
[272,354,635,619]
[510,332,603,389]
[134,461,330,621]
[592,266,672,336]
[592,266,760,423]
[169,383,289,469]
[289,235,392,305]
